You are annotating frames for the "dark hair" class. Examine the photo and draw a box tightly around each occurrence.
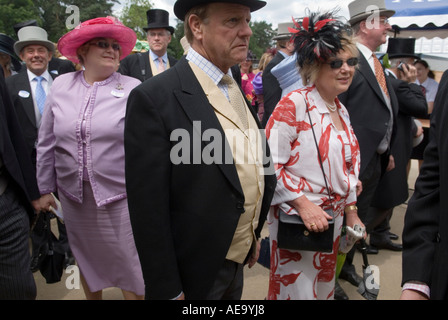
[414,59,429,69]
[414,59,435,79]
[292,10,354,68]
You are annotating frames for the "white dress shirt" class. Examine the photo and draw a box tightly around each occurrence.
[27,68,52,127]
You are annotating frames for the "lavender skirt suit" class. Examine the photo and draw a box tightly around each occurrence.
[37,71,144,294]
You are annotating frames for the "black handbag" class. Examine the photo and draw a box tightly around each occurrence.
[277,96,335,253]
[277,207,334,252]
[38,212,65,284]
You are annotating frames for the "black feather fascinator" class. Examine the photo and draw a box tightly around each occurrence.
[290,10,353,68]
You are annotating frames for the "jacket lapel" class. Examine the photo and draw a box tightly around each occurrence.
[173,58,244,197]
[358,54,387,105]
[17,72,37,128]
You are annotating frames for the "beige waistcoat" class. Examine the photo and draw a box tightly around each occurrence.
[149,55,171,76]
[189,61,265,264]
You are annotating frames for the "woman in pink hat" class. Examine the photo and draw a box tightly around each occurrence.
[37,17,144,300]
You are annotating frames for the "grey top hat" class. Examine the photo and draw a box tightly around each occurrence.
[14,26,54,56]
[348,0,395,25]
[273,22,294,41]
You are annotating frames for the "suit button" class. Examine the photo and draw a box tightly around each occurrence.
[236,202,244,210]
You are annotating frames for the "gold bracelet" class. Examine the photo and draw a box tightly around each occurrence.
[345,205,358,211]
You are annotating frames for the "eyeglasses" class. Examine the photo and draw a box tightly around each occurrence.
[89,41,121,51]
[327,57,358,69]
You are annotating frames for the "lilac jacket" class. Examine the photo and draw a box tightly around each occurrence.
[37,71,141,206]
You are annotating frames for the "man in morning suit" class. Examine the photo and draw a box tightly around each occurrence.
[6,26,73,273]
[13,20,76,76]
[337,0,399,295]
[118,9,178,82]
[0,67,43,299]
[124,0,276,300]
[368,37,428,251]
[400,69,448,300]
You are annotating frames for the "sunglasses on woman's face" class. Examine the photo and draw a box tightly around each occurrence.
[327,57,358,69]
[90,41,121,51]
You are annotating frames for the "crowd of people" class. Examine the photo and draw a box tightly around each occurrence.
[0,0,446,300]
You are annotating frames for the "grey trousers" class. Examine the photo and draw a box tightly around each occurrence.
[0,186,36,300]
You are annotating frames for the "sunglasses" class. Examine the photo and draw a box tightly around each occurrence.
[327,57,358,69]
[89,41,121,51]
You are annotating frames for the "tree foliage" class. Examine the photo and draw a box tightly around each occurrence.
[0,0,118,42]
[119,0,153,40]
[0,0,275,61]
[249,20,276,61]
[0,0,40,37]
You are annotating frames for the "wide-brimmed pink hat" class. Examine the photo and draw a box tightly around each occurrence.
[58,16,137,64]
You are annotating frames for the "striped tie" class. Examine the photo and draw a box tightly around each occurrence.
[158,57,165,72]
[34,76,46,115]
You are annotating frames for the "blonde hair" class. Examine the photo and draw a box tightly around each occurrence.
[258,52,275,72]
[300,33,358,86]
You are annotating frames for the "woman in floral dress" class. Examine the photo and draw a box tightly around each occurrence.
[265,11,364,300]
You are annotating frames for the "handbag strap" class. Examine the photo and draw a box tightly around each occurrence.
[303,94,333,203]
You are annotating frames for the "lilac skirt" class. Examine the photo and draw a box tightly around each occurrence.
[59,181,144,295]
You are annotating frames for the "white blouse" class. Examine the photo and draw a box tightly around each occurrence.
[265,85,360,211]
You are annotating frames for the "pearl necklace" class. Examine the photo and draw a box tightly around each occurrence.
[325,101,337,112]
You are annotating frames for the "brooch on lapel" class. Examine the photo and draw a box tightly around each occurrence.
[111,83,124,98]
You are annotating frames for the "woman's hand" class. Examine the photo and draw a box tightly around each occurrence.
[345,206,366,239]
[289,195,333,233]
[39,193,57,213]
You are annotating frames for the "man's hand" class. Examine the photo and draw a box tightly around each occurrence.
[247,239,261,268]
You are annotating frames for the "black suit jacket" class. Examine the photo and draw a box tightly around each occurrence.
[0,69,40,221]
[48,57,76,75]
[6,71,57,165]
[261,52,285,127]
[402,70,448,300]
[371,77,427,209]
[118,51,178,82]
[338,53,399,177]
[124,56,276,299]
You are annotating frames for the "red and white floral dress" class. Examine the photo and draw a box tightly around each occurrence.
[265,85,360,300]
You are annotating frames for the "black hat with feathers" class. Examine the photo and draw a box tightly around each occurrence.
[290,10,353,68]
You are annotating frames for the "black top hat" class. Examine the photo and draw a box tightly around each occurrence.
[13,19,38,36]
[387,38,420,59]
[174,0,266,21]
[0,33,22,72]
[143,9,175,34]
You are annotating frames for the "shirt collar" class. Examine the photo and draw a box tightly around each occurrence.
[149,49,168,63]
[186,47,232,86]
[27,68,51,82]
[356,43,374,61]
